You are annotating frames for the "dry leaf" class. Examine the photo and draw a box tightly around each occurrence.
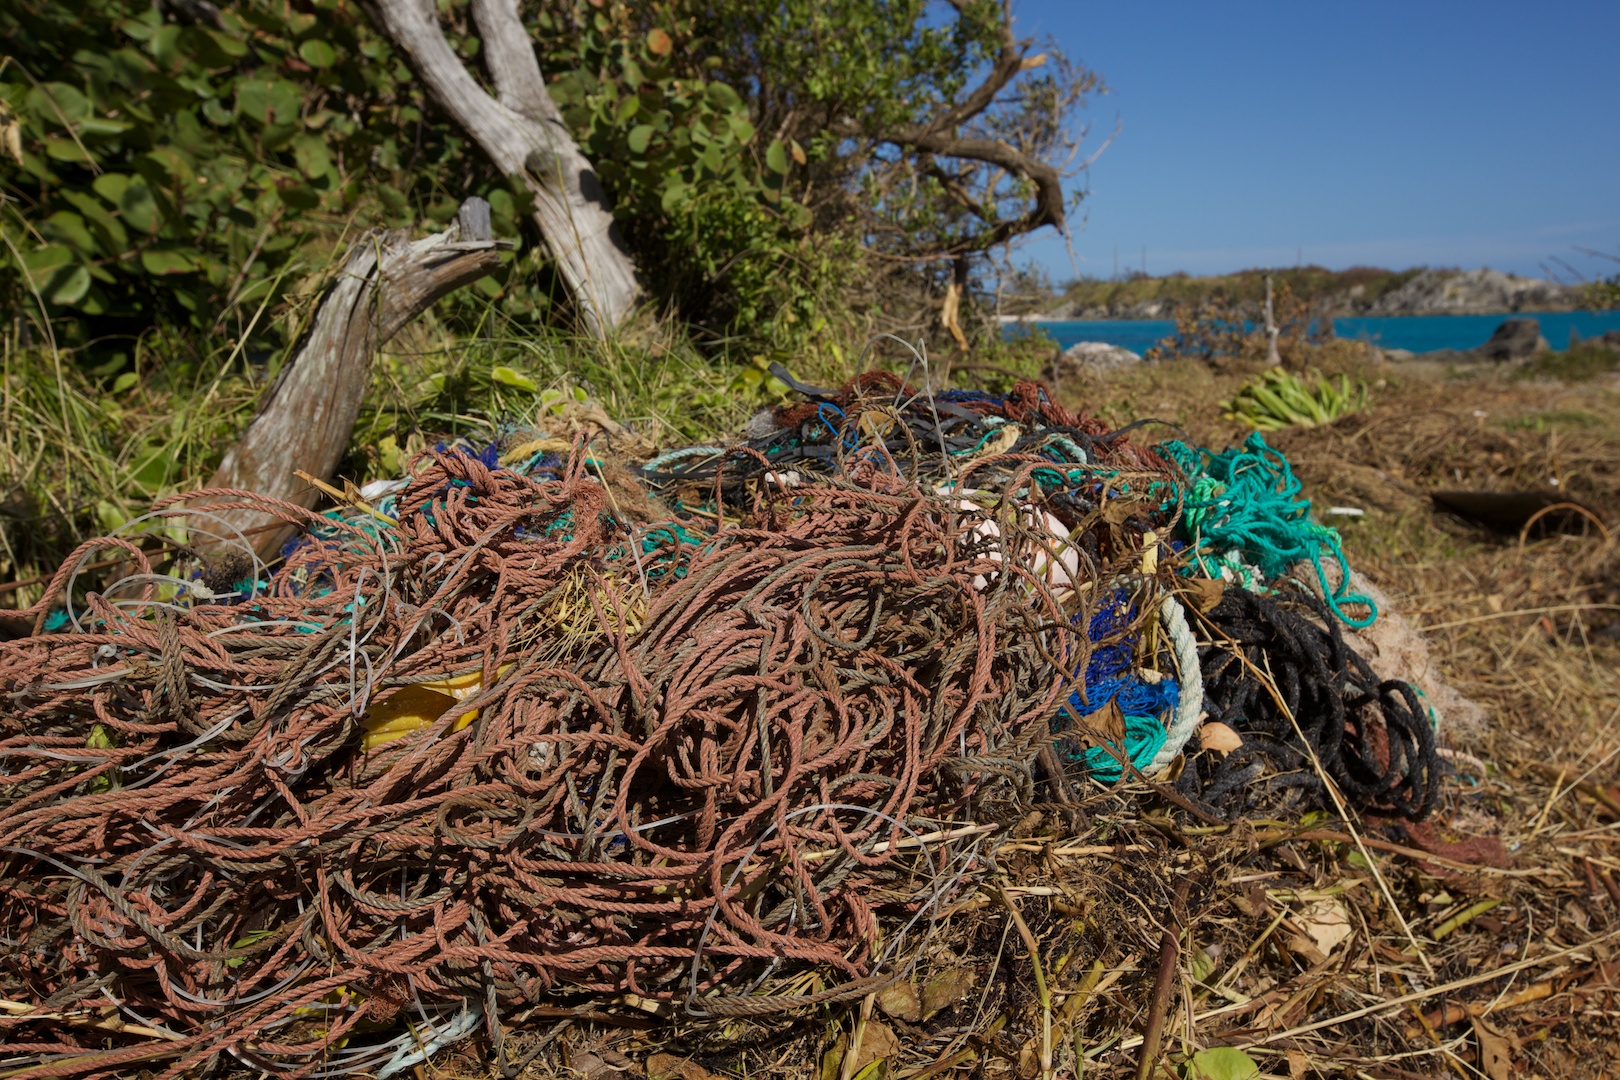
[1284,934,1328,967]
[647,1053,713,1080]
[1297,898,1353,958]
[1182,576,1226,613]
[921,966,977,1018]
[846,1020,900,1077]
[1286,1048,1308,1080]
[1016,1038,1040,1079]
[0,117,22,165]
[1472,1016,1513,1080]
[1231,883,1270,919]
[566,1051,624,1080]
[1199,721,1243,754]
[1071,698,1126,742]
[875,979,921,1023]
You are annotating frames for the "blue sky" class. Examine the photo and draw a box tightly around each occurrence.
[1008,1,1620,284]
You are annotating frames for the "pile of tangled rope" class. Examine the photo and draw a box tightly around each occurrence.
[0,439,1093,1077]
[0,371,1441,1077]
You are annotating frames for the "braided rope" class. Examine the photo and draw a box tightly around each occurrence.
[1148,593,1204,774]
[0,446,1088,1077]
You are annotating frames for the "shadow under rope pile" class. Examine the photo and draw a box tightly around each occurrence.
[0,371,1442,1078]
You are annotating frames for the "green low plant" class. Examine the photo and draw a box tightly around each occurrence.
[1220,367,1367,431]
[0,327,260,599]
[1515,343,1620,383]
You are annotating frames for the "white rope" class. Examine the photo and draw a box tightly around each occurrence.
[1147,593,1203,775]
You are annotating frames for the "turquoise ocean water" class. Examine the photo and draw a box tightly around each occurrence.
[1012,310,1620,356]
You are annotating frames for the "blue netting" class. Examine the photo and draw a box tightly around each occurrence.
[936,389,1007,406]
[1058,590,1182,780]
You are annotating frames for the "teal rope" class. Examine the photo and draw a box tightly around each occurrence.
[1039,435,1091,465]
[1076,714,1168,783]
[1158,432,1376,628]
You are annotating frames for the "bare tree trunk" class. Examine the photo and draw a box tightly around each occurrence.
[1263,272,1282,367]
[368,0,642,337]
[940,255,970,351]
[201,202,506,556]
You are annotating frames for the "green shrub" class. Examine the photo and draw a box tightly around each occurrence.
[1516,343,1620,382]
[0,0,482,366]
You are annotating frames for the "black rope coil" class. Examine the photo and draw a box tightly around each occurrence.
[1176,585,1439,821]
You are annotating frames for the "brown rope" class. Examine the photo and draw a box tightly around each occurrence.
[0,441,1115,1077]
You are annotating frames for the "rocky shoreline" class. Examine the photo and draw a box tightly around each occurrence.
[1021,268,1586,321]
[1054,316,1620,374]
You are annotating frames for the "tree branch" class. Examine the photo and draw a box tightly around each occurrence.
[469,0,554,123]
[898,1,1028,141]
[367,0,641,336]
[835,4,1069,260]
[201,206,506,555]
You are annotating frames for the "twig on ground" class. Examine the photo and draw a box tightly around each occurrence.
[1135,875,1193,1080]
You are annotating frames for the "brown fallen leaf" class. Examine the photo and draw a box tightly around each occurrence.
[647,1052,713,1080]
[1198,721,1243,754]
[1073,698,1126,743]
[566,1050,625,1080]
[1230,882,1270,919]
[1017,1038,1040,1079]
[1181,576,1226,613]
[1286,1048,1308,1080]
[1473,1016,1513,1080]
[845,1019,900,1078]
[1296,898,1353,958]
[875,979,921,1023]
[921,966,977,1018]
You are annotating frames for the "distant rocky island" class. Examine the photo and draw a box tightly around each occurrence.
[1015,266,1606,321]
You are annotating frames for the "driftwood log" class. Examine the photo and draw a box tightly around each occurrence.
[369,0,642,337]
[201,200,506,556]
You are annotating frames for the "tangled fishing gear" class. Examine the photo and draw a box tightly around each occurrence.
[639,370,1171,509]
[0,443,1080,1078]
[1158,432,1376,627]
[0,370,1459,1078]
[1051,591,1203,783]
[1174,585,1440,821]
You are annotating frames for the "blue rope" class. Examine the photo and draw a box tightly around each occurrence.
[1057,591,1182,780]
[936,389,1006,405]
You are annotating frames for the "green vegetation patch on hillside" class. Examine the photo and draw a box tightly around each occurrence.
[1050,265,1425,314]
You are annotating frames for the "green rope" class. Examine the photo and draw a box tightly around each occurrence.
[1158,432,1376,628]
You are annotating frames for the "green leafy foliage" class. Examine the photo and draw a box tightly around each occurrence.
[0,0,1096,590]
[3,0,1091,363]
[1147,280,1329,368]
[1183,1047,1260,1080]
[0,0,483,356]
[527,0,1092,339]
[1516,341,1620,382]
[1577,274,1620,310]
[532,3,834,336]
